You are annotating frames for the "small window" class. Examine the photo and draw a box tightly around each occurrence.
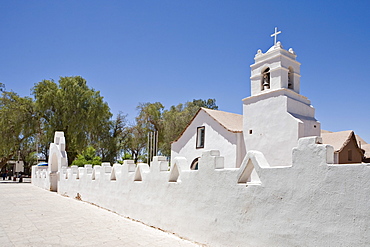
[196,126,205,148]
[348,149,352,161]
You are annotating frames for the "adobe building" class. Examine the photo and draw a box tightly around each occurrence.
[321,130,365,163]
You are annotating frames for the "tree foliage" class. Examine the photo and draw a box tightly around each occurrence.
[136,102,164,133]
[161,99,218,156]
[0,87,38,169]
[95,112,128,163]
[118,102,164,163]
[32,76,112,165]
[0,77,218,168]
[19,140,38,174]
[121,99,218,161]
[71,146,101,167]
[122,124,147,163]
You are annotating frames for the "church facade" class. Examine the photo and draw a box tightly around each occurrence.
[171,107,245,169]
[172,30,321,168]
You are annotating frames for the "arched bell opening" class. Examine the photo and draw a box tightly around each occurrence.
[261,67,270,91]
[288,67,294,90]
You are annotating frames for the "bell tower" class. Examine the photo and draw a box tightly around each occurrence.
[250,28,301,96]
[243,28,320,167]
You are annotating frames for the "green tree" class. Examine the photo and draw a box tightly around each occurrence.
[122,124,147,163]
[135,102,164,133]
[71,146,101,167]
[131,102,164,162]
[19,139,38,174]
[95,112,128,163]
[0,85,38,169]
[32,76,112,165]
[189,99,218,110]
[122,99,218,160]
[161,99,218,156]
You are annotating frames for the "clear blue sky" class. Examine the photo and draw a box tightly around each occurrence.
[1,1,369,142]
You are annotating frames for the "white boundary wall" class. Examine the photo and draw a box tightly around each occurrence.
[32,136,370,247]
[32,131,67,191]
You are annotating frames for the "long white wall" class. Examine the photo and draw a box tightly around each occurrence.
[32,136,370,247]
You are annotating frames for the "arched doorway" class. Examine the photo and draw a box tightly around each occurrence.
[190,157,200,170]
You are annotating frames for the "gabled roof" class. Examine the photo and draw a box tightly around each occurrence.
[172,108,243,143]
[355,135,368,145]
[202,108,243,133]
[321,130,368,148]
[321,130,358,152]
[321,130,332,134]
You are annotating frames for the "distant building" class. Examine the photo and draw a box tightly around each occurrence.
[321,130,365,164]
[5,160,24,173]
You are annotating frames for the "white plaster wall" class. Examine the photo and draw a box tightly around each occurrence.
[31,166,51,190]
[243,90,320,167]
[32,132,68,191]
[43,136,370,247]
[236,132,246,168]
[287,97,315,117]
[171,110,242,168]
[286,96,321,137]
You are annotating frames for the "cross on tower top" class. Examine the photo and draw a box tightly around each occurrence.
[270,27,281,46]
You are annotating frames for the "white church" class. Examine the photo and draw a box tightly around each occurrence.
[172,28,321,168]
[32,28,370,247]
